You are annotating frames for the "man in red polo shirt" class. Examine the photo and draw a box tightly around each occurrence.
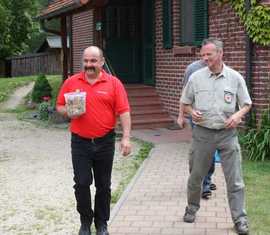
[56,46,131,235]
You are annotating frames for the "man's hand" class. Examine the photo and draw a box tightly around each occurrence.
[191,110,203,123]
[120,136,131,156]
[177,115,186,129]
[56,105,82,119]
[225,113,242,129]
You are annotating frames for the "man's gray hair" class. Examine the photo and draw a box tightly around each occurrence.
[201,38,223,50]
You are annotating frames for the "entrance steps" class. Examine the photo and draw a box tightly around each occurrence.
[124,84,174,129]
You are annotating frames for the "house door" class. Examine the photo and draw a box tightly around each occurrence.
[142,0,155,85]
[103,0,141,83]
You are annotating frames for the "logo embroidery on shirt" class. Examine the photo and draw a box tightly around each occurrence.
[224,91,233,104]
[97,91,108,95]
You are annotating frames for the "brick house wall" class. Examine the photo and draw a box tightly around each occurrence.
[155,0,270,120]
[72,9,94,73]
[68,0,269,120]
[252,45,270,119]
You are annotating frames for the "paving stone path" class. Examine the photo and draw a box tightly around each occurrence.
[109,140,237,235]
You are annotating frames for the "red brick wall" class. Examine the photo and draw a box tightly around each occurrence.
[155,0,270,120]
[72,9,94,73]
[252,45,270,120]
[155,0,201,118]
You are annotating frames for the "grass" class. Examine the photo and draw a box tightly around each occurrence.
[0,76,37,103]
[111,140,154,204]
[0,75,62,115]
[46,75,62,106]
[0,75,62,106]
[243,160,270,234]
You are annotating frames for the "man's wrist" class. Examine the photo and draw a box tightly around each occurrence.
[122,135,130,140]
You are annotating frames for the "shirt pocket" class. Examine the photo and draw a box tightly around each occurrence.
[194,89,212,111]
[223,87,237,113]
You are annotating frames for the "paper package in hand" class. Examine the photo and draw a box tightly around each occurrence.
[64,91,86,116]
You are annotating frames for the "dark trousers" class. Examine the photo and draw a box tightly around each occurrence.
[71,131,115,228]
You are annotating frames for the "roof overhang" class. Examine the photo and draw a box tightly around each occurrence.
[38,0,91,20]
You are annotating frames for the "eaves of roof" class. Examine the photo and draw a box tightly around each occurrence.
[39,0,90,20]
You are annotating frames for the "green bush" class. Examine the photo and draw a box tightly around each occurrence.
[240,108,270,161]
[31,74,52,103]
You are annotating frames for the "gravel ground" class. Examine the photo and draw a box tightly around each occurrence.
[0,113,140,235]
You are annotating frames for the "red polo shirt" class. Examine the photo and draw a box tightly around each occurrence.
[56,70,130,138]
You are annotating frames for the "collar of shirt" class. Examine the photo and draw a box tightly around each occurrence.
[206,64,227,79]
[78,70,108,84]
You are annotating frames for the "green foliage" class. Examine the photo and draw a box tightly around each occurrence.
[214,0,270,46]
[111,141,154,204]
[47,75,62,107]
[0,0,53,58]
[240,108,270,161]
[0,0,37,58]
[38,101,49,120]
[0,75,36,103]
[31,74,52,103]
[243,160,270,233]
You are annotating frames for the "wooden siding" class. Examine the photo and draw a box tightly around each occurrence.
[9,52,61,77]
[72,9,94,73]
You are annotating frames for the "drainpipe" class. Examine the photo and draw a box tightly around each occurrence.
[245,0,254,126]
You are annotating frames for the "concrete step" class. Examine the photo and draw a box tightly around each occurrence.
[124,84,174,129]
[127,90,157,97]
[129,99,161,106]
[132,117,174,129]
[131,109,167,115]
[132,112,170,119]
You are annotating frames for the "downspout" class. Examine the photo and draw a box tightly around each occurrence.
[245,0,254,126]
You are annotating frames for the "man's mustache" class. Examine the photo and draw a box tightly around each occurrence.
[84,66,96,72]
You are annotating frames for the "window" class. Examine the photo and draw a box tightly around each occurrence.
[163,0,172,49]
[180,0,208,46]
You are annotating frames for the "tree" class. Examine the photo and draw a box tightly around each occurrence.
[0,0,41,59]
[0,1,11,58]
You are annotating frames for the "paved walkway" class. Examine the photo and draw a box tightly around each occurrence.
[109,127,237,235]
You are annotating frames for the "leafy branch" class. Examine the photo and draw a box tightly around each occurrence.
[214,0,270,46]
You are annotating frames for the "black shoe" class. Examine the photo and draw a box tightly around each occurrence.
[234,221,249,235]
[183,206,196,223]
[96,225,109,235]
[202,190,212,199]
[210,183,217,190]
[78,223,91,235]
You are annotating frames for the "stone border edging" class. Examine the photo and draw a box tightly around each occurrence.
[108,147,155,225]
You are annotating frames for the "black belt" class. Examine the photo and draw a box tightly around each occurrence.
[72,130,115,144]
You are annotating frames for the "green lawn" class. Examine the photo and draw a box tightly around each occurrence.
[243,160,270,234]
[0,76,37,103]
[0,75,62,105]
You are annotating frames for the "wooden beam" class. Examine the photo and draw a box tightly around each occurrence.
[61,16,68,81]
